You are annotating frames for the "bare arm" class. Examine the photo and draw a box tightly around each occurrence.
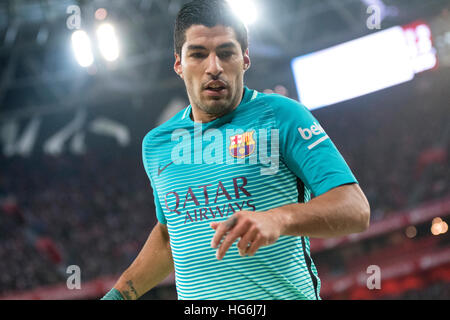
[271,183,370,238]
[211,183,370,259]
[113,222,174,300]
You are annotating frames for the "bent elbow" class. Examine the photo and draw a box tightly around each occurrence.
[350,184,371,233]
[356,202,371,233]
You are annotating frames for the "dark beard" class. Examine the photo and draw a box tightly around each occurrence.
[195,87,244,118]
[197,100,235,118]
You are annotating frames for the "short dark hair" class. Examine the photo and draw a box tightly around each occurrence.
[174,0,248,56]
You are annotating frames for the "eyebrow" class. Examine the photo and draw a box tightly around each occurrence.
[216,42,238,50]
[186,42,238,51]
[186,45,207,51]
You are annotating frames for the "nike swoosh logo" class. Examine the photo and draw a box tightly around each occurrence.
[158,161,174,176]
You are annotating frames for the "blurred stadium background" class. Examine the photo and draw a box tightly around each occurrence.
[0,0,449,300]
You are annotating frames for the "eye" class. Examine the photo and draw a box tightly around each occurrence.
[218,51,233,59]
[190,52,207,59]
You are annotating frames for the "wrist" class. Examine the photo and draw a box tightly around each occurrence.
[266,207,288,236]
[101,288,124,300]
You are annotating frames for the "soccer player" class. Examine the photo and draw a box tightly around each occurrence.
[102,0,370,300]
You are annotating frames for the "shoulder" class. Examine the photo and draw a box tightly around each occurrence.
[255,91,313,123]
[142,106,190,147]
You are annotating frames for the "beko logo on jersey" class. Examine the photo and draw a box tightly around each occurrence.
[298,122,325,140]
[298,122,329,150]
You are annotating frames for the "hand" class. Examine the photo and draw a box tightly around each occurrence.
[210,210,282,260]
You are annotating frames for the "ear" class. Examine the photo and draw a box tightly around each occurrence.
[243,48,251,71]
[174,52,184,79]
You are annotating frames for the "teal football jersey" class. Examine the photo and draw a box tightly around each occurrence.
[142,87,357,299]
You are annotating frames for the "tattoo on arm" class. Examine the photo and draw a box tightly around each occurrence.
[121,290,132,300]
[126,280,139,299]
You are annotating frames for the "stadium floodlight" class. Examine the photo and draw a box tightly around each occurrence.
[227,0,258,25]
[96,23,120,62]
[71,30,94,67]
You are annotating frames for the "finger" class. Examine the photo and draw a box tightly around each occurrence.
[210,216,237,249]
[210,222,219,230]
[210,223,228,249]
[211,219,233,230]
[237,227,258,256]
[225,215,238,229]
[246,235,265,257]
[216,222,248,260]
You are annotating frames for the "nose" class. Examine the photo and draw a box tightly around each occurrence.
[205,53,223,78]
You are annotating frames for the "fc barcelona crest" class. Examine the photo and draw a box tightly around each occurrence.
[229,130,256,158]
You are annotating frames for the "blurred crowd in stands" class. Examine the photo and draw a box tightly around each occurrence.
[0,75,449,298]
[392,281,450,300]
[0,153,156,294]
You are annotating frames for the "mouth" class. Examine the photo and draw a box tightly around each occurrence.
[204,80,227,96]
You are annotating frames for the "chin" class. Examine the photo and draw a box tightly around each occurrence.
[202,100,232,115]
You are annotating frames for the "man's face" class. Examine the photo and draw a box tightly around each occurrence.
[174,25,250,119]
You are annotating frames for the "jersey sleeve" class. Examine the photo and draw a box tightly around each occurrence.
[268,95,358,197]
[142,133,167,225]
